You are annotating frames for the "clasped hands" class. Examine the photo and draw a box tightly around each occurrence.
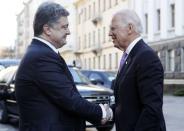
[99,104,113,124]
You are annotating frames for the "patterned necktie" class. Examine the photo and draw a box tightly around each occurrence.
[119,52,128,71]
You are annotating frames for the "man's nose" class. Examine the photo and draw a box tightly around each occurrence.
[109,31,112,36]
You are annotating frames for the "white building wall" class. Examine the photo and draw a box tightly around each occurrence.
[16,0,184,74]
[16,0,76,60]
[175,0,183,36]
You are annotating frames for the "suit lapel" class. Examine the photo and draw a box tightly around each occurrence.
[117,56,132,78]
[115,56,132,93]
[31,39,74,82]
[57,55,74,82]
[114,39,144,94]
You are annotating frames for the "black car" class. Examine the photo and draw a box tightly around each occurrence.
[0,66,114,131]
[81,70,117,89]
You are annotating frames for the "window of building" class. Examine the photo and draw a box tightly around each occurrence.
[93,2,95,17]
[145,13,148,34]
[98,56,101,69]
[109,54,112,69]
[115,0,118,5]
[156,9,160,31]
[103,55,106,69]
[78,37,81,50]
[88,5,91,19]
[166,50,175,72]
[181,48,184,72]
[78,14,81,24]
[89,58,91,69]
[84,58,87,69]
[103,0,106,11]
[84,8,87,21]
[84,34,87,48]
[93,31,96,47]
[98,0,101,13]
[170,4,175,28]
[109,0,112,8]
[103,26,106,43]
[115,53,118,68]
[93,57,95,69]
[98,29,101,45]
[88,33,91,48]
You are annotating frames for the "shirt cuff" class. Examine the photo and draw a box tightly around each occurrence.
[99,104,107,119]
[109,107,113,121]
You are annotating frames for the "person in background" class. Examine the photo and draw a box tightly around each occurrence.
[109,9,166,131]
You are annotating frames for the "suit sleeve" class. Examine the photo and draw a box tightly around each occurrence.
[135,50,164,131]
[35,56,102,124]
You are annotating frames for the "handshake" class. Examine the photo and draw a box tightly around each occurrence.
[99,104,113,124]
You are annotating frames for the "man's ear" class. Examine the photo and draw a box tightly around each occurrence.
[128,23,134,34]
[43,24,51,36]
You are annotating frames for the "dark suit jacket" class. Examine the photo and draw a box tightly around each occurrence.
[15,39,102,131]
[113,39,166,131]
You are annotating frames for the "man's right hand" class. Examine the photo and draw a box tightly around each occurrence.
[99,104,113,124]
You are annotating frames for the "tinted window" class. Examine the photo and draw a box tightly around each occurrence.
[103,71,116,81]
[89,73,103,81]
[69,68,90,84]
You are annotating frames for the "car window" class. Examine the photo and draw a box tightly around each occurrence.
[81,71,90,77]
[89,73,103,81]
[69,68,90,84]
[0,67,15,83]
[104,71,116,81]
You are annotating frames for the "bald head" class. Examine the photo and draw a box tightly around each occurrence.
[114,9,143,34]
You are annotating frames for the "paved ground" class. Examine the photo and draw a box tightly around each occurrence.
[163,95,184,131]
[0,95,183,131]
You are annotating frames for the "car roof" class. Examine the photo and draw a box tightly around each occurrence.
[81,69,116,73]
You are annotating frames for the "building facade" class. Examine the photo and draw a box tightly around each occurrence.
[74,0,129,70]
[16,0,184,83]
[74,0,184,83]
[15,0,76,62]
[15,0,46,58]
[131,0,184,83]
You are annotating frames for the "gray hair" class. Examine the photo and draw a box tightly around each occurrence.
[116,9,143,34]
[33,1,69,36]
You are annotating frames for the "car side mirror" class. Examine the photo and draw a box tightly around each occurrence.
[90,79,104,85]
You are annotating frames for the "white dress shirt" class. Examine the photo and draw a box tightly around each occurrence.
[125,36,142,56]
[33,37,59,54]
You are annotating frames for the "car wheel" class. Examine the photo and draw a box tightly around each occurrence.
[0,102,9,123]
[97,126,113,131]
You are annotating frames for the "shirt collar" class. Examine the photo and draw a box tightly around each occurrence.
[33,36,59,54]
[125,36,142,55]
